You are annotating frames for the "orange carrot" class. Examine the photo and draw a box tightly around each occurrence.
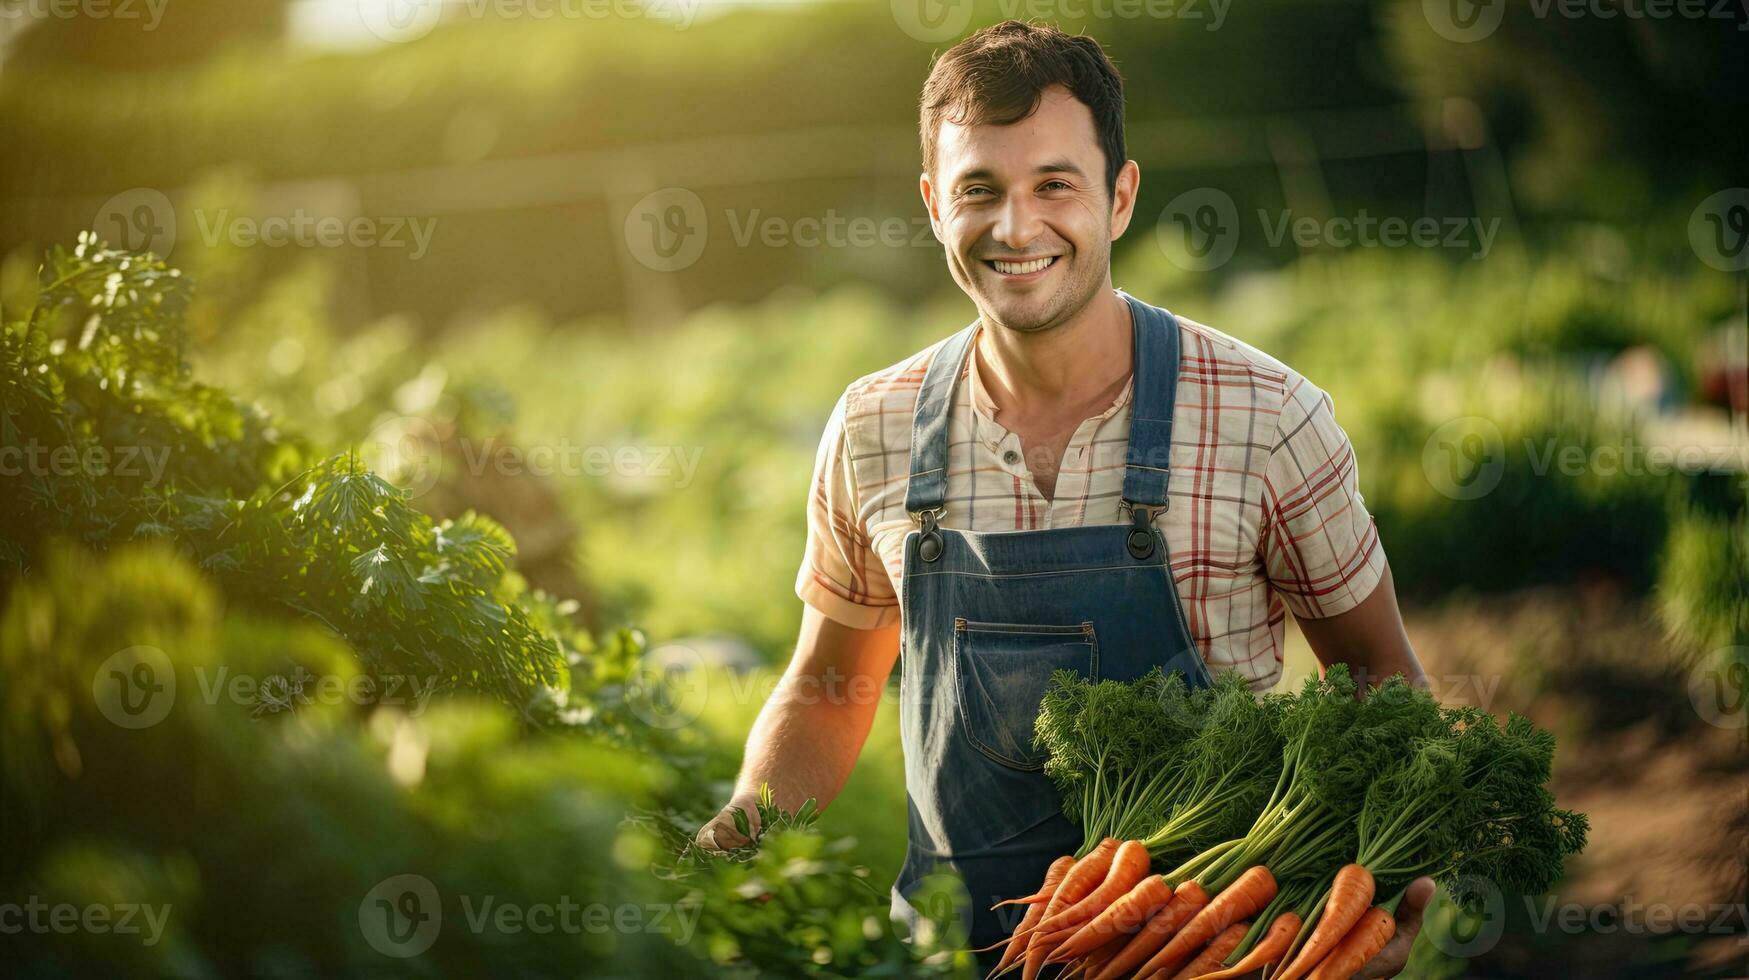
[1090,880,1209,980]
[1070,933,1131,980]
[1134,867,1277,980]
[1049,874,1174,963]
[988,856,1074,978]
[1305,907,1395,980]
[1168,920,1250,980]
[1193,911,1301,980]
[993,859,1074,910]
[1019,839,1119,980]
[1272,864,1375,980]
[1036,839,1152,936]
[1044,839,1121,922]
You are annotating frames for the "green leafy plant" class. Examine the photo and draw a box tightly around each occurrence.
[1,237,963,979]
[2,234,567,711]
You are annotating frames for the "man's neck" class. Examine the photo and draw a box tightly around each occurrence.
[974,288,1133,420]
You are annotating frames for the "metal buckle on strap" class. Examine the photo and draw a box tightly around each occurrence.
[1120,500,1160,560]
[913,507,945,563]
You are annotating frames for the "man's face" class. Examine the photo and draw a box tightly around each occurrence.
[922,85,1138,334]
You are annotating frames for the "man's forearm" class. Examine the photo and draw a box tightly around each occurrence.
[730,608,902,816]
[733,673,883,813]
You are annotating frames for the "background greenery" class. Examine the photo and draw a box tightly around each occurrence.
[2,1,1745,976]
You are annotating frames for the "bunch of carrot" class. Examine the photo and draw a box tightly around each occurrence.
[981,838,1293,980]
[984,666,1588,980]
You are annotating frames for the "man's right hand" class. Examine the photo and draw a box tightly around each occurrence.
[695,792,763,854]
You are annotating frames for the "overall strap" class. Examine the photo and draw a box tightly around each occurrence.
[904,321,979,516]
[1119,292,1183,512]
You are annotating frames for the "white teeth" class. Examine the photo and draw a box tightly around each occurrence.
[993,257,1054,275]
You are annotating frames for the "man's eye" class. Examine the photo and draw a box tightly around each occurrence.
[961,187,993,199]
[1041,180,1072,192]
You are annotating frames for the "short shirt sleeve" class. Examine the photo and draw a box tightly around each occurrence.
[1260,376,1387,619]
[794,387,901,630]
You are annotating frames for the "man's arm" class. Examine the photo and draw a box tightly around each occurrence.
[696,605,901,850]
[1295,562,1426,691]
[1294,561,1432,980]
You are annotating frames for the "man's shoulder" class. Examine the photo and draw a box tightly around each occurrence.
[839,329,967,424]
[1170,312,1297,391]
[1168,311,1336,438]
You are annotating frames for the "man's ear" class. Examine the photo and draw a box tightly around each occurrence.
[1107,159,1142,241]
[919,170,946,243]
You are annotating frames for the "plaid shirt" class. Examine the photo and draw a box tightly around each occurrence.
[795,305,1386,689]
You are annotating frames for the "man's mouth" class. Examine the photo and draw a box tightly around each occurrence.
[985,255,1060,278]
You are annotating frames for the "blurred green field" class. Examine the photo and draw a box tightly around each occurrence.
[11,220,1742,976]
[170,236,1745,659]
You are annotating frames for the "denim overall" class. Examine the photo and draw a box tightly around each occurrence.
[890,292,1215,963]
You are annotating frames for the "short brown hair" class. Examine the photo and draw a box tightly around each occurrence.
[918,21,1127,195]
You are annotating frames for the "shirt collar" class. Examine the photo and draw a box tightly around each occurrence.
[967,321,1000,421]
[965,320,1137,432]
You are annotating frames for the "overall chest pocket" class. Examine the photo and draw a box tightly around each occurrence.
[953,619,1100,771]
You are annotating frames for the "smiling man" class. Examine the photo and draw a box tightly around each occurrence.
[700,21,1432,978]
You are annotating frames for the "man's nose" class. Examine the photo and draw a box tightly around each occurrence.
[991,194,1044,252]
